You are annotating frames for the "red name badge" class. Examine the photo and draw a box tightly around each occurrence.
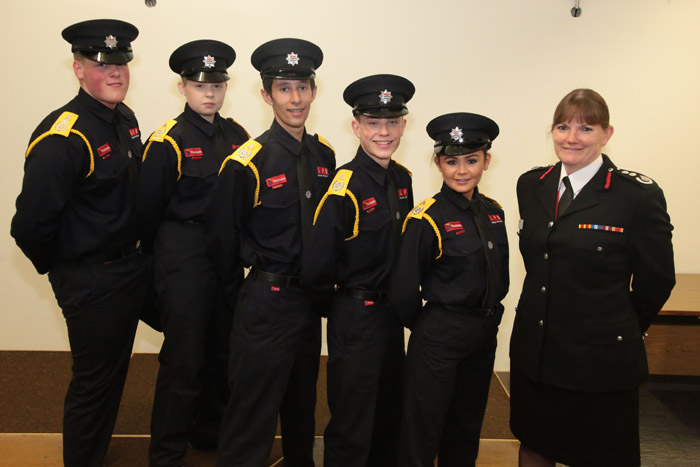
[362,197,378,211]
[488,214,503,223]
[398,188,408,199]
[364,300,375,306]
[444,221,464,233]
[317,166,329,177]
[266,174,288,188]
[185,148,204,159]
[128,127,140,138]
[97,143,111,159]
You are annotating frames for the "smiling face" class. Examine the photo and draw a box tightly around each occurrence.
[352,115,406,168]
[261,78,316,140]
[552,120,614,174]
[178,79,227,123]
[73,57,130,109]
[435,150,491,200]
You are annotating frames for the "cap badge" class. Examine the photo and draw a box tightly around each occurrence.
[450,127,463,141]
[286,52,300,66]
[203,55,216,68]
[379,90,393,105]
[104,35,118,49]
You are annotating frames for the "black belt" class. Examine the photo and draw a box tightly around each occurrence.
[251,268,302,288]
[339,288,387,301]
[75,242,141,265]
[438,303,500,317]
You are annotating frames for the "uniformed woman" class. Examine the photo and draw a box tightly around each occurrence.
[137,40,249,466]
[389,112,509,466]
[509,89,675,467]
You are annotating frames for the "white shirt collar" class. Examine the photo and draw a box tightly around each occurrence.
[559,155,603,198]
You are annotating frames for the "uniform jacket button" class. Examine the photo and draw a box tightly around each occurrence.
[547,221,554,228]
[541,286,547,293]
[617,335,623,342]
[538,320,544,326]
[543,252,549,260]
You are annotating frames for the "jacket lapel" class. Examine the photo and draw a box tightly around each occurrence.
[558,156,615,219]
[535,163,561,219]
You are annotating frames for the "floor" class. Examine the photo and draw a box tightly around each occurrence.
[0,373,697,466]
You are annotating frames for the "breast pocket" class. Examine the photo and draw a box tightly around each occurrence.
[568,227,627,276]
[258,181,298,210]
[180,156,218,181]
[93,154,127,185]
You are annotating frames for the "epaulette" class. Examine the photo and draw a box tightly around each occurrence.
[226,117,251,138]
[315,133,335,154]
[314,169,359,241]
[220,139,264,208]
[481,194,502,209]
[149,120,178,142]
[525,163,554,173]
[48,111,79,137]
[612,167,656,187]
[406,198,436,220]
[403,198,443,259]
[394,160,412,177]
[326,169,353,197]
[25,111,96,178]
[222,139,262,170]
[142,119,185,179]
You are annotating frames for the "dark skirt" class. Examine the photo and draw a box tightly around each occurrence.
[510,370,640,467]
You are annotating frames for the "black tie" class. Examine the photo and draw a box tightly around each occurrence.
[113,109,139,192]
[212,121,232,165]
[470,200,501,309]
[557,176,573,218]
[297,141,314,244]
[386,168,401,247]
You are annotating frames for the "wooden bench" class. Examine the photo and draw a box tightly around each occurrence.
[645,274,700,376]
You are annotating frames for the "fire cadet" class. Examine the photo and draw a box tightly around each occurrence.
[207,38,336,467]
[389,113,509,466]
[10,19,149,467]
[302,74,415,467]
[138,40,250,467]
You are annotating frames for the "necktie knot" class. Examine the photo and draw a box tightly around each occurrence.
[557,176,573,218]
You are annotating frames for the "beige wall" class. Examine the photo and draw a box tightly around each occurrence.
[2,0,699,371]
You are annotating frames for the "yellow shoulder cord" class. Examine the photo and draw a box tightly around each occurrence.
[220,139,263,208]
[403,198,442,259]
[142,136,183,181]
[422,213,443,260]
[26,112,96,178]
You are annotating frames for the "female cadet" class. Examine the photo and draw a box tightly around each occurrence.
[509,89,675,467]
[389,112,509,466]
[137,40,249,466]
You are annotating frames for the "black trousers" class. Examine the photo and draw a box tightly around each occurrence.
[149,221,234,466]
[217,277,320,467]
[48,250,149,467]
[398,304,502,467]
[324,294,404,467]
